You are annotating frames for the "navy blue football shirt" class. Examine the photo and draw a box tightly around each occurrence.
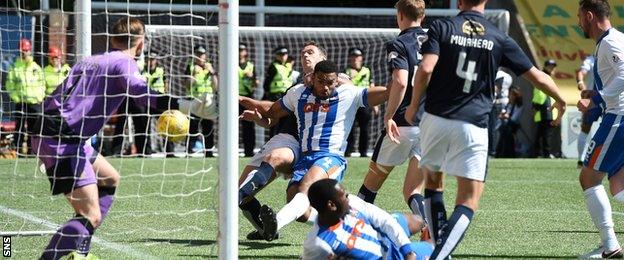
[386,26,429,127]
[421,11,533,128]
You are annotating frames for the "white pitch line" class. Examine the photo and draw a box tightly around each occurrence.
[0,205,156,259]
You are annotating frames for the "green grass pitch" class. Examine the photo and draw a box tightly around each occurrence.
[1,158,623,259]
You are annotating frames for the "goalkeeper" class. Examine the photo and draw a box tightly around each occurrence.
[32,17,214,260]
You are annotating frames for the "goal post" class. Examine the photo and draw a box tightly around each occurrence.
[217,0,239,259]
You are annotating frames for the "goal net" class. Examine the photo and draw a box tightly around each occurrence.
[0,1,510,258]
[0,3,218,259]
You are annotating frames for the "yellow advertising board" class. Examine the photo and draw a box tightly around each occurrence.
[514,0,624,104]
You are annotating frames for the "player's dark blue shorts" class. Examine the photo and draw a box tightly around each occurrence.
[583,113,624,177]
[583,106,602,125]
[288,151,346,186]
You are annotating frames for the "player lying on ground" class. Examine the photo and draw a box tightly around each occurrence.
[357,0,444,242]
[241,60,389,241]
[403,0,565,258]
[303,178,433,260]
[31,17,215,260]
[576,0,624,258]
[237,41,332,241]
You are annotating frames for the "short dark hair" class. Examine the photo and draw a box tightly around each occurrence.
[395,0,425,21]
[303,40,328,58]
[111,17,145,48]
[579,0,611,20]
[314,60,338,75]
[308,179,340,213]
[462,0,488,6]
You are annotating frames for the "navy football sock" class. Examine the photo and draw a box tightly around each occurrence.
[425,189,447,241]
[239,162,274,205]
[407,193,426,223]
[357,184,377,203]
[431,205,474,259]
[240,197,263,233]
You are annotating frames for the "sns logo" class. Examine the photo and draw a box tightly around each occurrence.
[303,103,329,113]
[2,236,10,257]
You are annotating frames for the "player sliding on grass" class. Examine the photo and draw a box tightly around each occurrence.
[241,60,389,241]
[576,0,624,258]
[31,17,214,260]
[303,178,433,260]
[404,0,565,258]
[237,41,329,241]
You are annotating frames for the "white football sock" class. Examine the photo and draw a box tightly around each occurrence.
[276,192,310,231]
[614,190,624,203]
[584,185,621,251]
[578,132,588,161]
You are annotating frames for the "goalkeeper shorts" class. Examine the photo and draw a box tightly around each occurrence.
[31,137,98,195]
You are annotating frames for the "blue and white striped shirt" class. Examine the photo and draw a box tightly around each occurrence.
[302,196,413,260]
[280,84,368,155]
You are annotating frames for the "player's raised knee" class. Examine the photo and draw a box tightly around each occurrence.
[264,150,291,169]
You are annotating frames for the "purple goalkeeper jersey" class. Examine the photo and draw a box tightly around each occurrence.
[43,50,157,137]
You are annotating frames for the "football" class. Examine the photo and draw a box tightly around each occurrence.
[156,110,190,143]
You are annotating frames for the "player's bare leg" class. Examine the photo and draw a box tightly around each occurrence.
[92,154,120,226]
[423,168,446,242]
[579,166,623,258]
[41,184,100,260]
[430,176,483,259]
[239,147,294,240]
[358,162,393,203]
[403,158,427,219]
[261,165,336,241]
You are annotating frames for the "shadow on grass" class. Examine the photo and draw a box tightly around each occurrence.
[528,230,624,235]
[135,238,292,249]
[178,254,299,259]
[455,254,577,259]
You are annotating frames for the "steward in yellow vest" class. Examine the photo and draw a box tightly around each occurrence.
[143,53,166,93]
[187,46,217,99]
[238,44,257,97]
[263,46,292,101]
[344,47,377,157]
[43,46,71,95]
[5,38,45,153]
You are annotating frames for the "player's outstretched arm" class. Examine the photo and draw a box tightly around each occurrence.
[240,100,288,128]
[239,96,275,115]
[349,195,416,257]
[366,86,389,107]
[404,54,438,125]
[522,67,566,126]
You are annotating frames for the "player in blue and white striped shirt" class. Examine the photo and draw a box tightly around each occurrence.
[577,0,624,258]
[303,178,433,260]
[241,60,388,241]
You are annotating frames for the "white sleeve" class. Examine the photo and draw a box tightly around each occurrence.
[302,228,334,260]
[280,84,302,113]
[601,39,624,102]
[580,55,594,73]
[349,85,368,108]
[348,195,412,250]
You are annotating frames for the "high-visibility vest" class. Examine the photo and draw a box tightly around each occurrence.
[5,58,45,104]
[269,62,292,94]
[43,64,71,95]
[239,61,255,96]
[346,66,371,88]
[532,88,555,122]
[188,63,214,98]
[144,66,166,93]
